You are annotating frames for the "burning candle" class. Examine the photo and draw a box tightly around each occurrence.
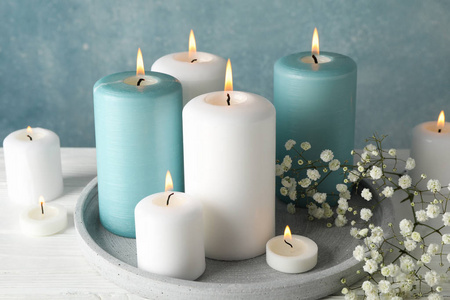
[94,48,183,238]
[274,28,357,206]
[3,126,63,206]
[410,110,450,188]
[20,196,68,236]
[183,59,276,260]
[152,29,227,106]
[266,225,318,273]
[135,171,205,280]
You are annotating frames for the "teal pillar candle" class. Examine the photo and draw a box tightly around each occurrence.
[274,51,357,206]
[94,71,183,238]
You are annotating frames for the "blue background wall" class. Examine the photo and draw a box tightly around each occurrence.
[1,0,449,149]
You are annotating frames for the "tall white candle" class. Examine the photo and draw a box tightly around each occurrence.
[135,171,205,280]
[410,111,450,187]
[3,127,63,206]
[183,60,276,260]
[151,30,226,107]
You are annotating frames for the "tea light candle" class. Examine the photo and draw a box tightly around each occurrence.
[410,110,450,188]
[183,60,276,260]
[20,196,68,236]
[94,49,183,238]
[3,126,63,206]
[152,30,226,107]
[135,171,205,280]
[274,28,357,206]
[266,226,318,273]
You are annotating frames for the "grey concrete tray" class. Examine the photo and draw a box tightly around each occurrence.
[74,177,393,299]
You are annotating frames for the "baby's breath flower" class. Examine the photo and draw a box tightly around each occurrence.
[347,170,360,183]
[282,155,292,168]
[297,159,303,165]
[280,187,288,196]
[353,245,365,261]
[427,243,440,255]
[369,166,382,180]
[426,204,440,219]
[350,227,358,238]
[320,149,334,162]
[338,198,349,210]
[442,212,450,226]
[340,190,351,200]
[335,214,347,227]
[360,208,373,221]
[398,174,412,189]
[361,188,372,201]
[421,173,427,179]
[307,169,321,181]
[363,259,378,274]
[300,141,311,151]
[400,255,415,272]
[421,253,432,264]
[378,280,391,293]
[359,228,369,237]
[298,178,311,188]
[442,234,450,244]
[336,184,348,193]
[411,231,421,242]
[399,219,414,237]
[428,293,443,300]
[365,144,376,152]
[285,139,296,150]
[288,189,297,201]
[371,150,379,157]
[357,165,364,172]
[382,186,394,198]
[344,291,357,300]
[388,148,397,156]
[313,192,326,204]
[287,203,296,214]
[275,164,284,176]
[416,209,429,222]
[281,176,293,188]
[404,239,417,251]
[427,179,442,193]
[329,159,340,171]
[405,157,416,170]
[424,270,440,287]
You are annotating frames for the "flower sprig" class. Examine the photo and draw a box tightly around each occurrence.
[277,134,450,299]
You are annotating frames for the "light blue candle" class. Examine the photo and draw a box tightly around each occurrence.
[274,51,357,206]
[93,71,183,238]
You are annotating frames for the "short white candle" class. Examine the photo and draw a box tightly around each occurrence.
[183,60,276,260]
[410,110,450,188]
[266,226,318,274]
[3,127,63,206]
[20,196,68,236]
[135,171,205,281]
[151,30,226,107]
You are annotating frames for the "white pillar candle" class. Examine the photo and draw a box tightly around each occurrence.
[151,30,226,107]
[183,60,276,260]
[3,127,63,206]
[20,197,67,236]
[135,171,205,281]
[410,111,450,187]
[266,226,318,273]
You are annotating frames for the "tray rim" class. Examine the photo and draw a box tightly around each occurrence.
[74,177,394,299]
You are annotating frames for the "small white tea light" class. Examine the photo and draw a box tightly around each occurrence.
[20,196,68,236]
[266,225,318,273]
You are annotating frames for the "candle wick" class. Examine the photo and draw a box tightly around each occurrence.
[312,54,318,64]
[226,93,231,106]
[40,202,44,215]
[137,78,145,86]
[191,59,198,63]
[438,129,442,133]
[166,192,175,206]
[284,239,293,248]
[27,135,32,141]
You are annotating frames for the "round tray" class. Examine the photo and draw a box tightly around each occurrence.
[74,178,393,299]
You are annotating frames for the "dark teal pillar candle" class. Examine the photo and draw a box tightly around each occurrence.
[93,71,183,238]
[274,51,356,206]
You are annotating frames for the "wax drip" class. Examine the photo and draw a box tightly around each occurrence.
[226,93,231,106]
[284,240,293,248]
[312,54,318,64]
[40,202,44,214]
[27,135,32,141]
[166,192,175,206]
[191,59,198,63]
[137,78,145,86]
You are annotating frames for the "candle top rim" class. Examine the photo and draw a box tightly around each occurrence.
[267,234,318,258]
[3,127,59,145]
[415,120,450,135]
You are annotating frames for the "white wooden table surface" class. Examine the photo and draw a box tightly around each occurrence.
[0,148,448,299]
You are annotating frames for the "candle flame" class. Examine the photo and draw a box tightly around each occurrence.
[284,225,292,241]
[224,59,233,92]
[312,27,319,56]
[27,126,32,134]
[437,110,445,129]
[39,195,45,206]
[165,170,173,192]
[136,48,145,76]
[188,29,197,59]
